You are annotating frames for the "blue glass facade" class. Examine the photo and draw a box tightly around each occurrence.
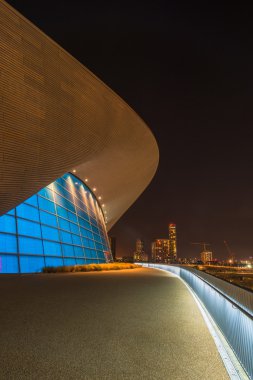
[0,173,112,273]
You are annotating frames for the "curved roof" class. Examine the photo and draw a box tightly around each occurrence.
[0,0,159,230]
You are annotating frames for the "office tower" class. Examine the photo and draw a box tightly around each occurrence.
[133,239,147,262]
[168,223,177,260]
[200,251,212,264]
[151,239,170,263]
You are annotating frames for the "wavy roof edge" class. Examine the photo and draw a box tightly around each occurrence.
[0,0,159,230]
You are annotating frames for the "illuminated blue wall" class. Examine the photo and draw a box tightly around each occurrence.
[0,173,112,273]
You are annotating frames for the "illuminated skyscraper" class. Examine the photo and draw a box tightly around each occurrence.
[200,250,212,264]
[151,239,170,263]
[168,223,177,260]
[134,239,147,262]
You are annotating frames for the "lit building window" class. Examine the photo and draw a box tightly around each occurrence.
[0,173,112,273]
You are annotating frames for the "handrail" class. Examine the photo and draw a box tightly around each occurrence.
[183,268,253,321]
[143,263,253,380]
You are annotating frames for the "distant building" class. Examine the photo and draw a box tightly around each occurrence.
[151,239,170,263]
[168,223,177,260]
[109,237,116,261]
[133,239,148,262]
[201,251,212,264]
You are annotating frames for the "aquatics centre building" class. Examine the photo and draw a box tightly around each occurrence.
[0,1,159,273]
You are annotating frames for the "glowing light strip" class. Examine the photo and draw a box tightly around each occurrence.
[181,279,246,380]
[141,264,248,380]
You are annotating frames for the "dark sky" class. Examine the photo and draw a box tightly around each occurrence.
[6,0,253,259]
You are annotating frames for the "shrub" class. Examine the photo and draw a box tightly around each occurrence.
[42,262,141,273]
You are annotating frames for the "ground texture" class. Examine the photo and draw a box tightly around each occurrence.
[0,268,229,379]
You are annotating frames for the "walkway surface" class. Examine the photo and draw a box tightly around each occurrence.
[0,268,229,380]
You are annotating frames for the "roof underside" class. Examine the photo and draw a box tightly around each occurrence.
[0,0,159,230]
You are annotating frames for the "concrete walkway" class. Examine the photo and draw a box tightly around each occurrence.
[0,268,229,379]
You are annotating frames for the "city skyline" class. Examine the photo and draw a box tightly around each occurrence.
[6,0,253,260]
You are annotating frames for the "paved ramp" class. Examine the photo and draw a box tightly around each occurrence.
[0,268,229,379]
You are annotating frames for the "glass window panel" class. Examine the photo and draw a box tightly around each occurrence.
[78,217,85,228]
[76,258,86,265]
[80,227,88,237]
[55,177,65,187]
[78,217,91,230]
[68,211,78,224]
[72,234,81,245]
[98,259,106,264]
[95,242,103,251]
[41,225,59,241]
[0,254,19,273]
[0,173,108,271]
[19,237,43,255]
[82,203,89,214]
[60,231,72,244]
[16,203,39,222]
[63,178,72,191]
[74,246,84,257]
[91,226,99,235]
[53,181,64,195]
[43,241,62,256]
[82,238,90,248]
[55,205,68,219]
[62,244,74,257]
[58,217,70,232]
[20,255,45,273]
[90,217,98,226]
[63,258,76,266]
[75,198,84,211]
[40,210,57,227]
[7,209,15,216]
[63,173,71,181]
[97,250,105,259]
[84,248,92,258]
[103,244,109,251]
[38,187,54,201]
[25,195,38,207]
[87,230,93,239]
[86,221,92,231]
[93,233,101,242]
[69,222,79,235]
[62,186,73,201]
[38,197,55,213]
[64,189,74,203]
[54,193,75,212]
[17,219,41,238]
[47,183,54,190]
[0,215,16,234]
[86,258,99,264]
[44,256,63,267]
[76,208,89,221]
[56,205,68,218]
[89,210,96,219]
[90,250,98,259]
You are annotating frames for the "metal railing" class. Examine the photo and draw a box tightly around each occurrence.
[143,263,253,380]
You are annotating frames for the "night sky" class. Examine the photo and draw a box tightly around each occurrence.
[6,0,253,260]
